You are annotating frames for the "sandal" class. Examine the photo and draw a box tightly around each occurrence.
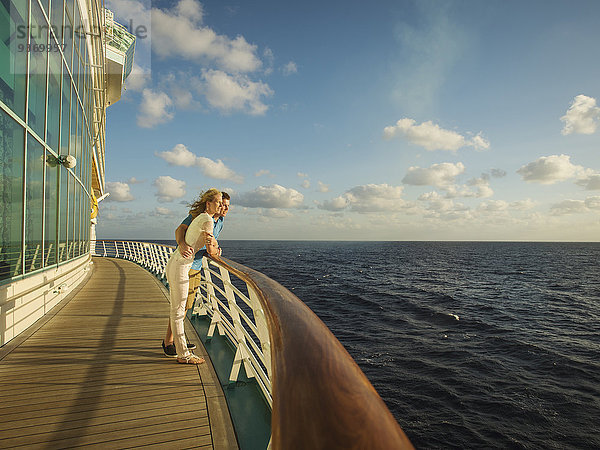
[177,354,205,365]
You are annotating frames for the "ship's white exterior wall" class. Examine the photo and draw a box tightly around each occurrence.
[0,257,91,346]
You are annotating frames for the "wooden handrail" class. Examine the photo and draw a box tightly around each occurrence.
[210,255,413,449]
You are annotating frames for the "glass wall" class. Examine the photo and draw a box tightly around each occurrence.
[0,0,96,283]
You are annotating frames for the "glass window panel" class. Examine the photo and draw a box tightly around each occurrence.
[76,183,81,257]
[70,83,76,156]
[27,0,49,139]
[0,0,28,120]
[72,3,80,94]
[72,182,79,257]
[82,36,88,81]
[25,133,44,273]
[40,0,50,20]
[63,9,72,69]
[0,109,24,280]
[46,42,61,151]
[65,0,74,32]
[67,173,74,258]
[76,102,82,180]
[60,62,70,155]
[44,150,58,266]
[50,0,63,43]
[58,160,68,262]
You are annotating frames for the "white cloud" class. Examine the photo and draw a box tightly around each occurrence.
[320,196,351,211]
[418,191,470,218]
[157,143,197,166]
[517,154,590,184]
[237,185,304,208]
[575,174,600,190]
[156,144,244,183]
[392,3,467,114]
[263,48,274,75]
[550,196,600,215]
[202,69,273,115]
[444,183,493,199]
[550,199,588,215]
[561,95,600,135]
[196,156,244,183]
[319,184,406,213]
[301,179,310,189]
[154,206,173,215]
[478,200,508,211]
[510,199,536,210]
[105,181,134,202]
[125,63,151,92]
[255,169,271,177]
[137,88,174,128]
[153,176,186,203]
[107,0,149,21]
[384,118,490,151]
[128,177,145,184]
[282,61,298,75]
[491,168,507,178]
[317,181,330,193]
[464,174,494,198]
[402,162,465,187]
[297,172,308,178]
[264,208,294,219]
[151,0,262,73]
[585,196,600,210]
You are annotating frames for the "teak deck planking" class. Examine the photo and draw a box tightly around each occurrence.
[0,257,237,449]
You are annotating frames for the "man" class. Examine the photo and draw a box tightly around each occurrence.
[162,192,230,357]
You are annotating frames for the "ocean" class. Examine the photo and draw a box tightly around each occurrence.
[213,240,600,449]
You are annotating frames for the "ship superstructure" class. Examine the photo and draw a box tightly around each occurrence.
[0,0,134,346]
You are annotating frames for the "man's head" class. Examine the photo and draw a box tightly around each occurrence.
[219,192,230,218]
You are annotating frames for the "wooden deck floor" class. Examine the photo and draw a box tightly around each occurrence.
[0,257,237,449]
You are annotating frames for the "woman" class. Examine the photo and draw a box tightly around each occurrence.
[164,188,222,364]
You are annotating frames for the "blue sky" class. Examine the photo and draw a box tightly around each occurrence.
[98,0,600,241]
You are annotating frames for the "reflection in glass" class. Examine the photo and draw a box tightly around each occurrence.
[0,110,24,280]
[47,44,62,152]
[45,152,58,266]
[28,0,49,139]
[0,0,27,119]
[25,134,44,273]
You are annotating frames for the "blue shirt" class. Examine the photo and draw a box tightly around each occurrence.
[181,214,224,270]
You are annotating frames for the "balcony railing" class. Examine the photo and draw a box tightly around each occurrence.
[94,239,412,449]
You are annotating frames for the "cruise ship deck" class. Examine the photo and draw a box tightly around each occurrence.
[0,257,237,449]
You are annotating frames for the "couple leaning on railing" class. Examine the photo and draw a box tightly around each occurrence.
[162,188,230,365]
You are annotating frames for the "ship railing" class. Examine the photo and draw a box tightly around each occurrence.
[94,239,412,449]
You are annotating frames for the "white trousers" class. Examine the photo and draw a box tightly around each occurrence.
[165,250,193,358]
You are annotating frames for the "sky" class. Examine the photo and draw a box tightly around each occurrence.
[97,0,600,241]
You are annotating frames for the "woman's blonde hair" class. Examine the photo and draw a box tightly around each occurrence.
[189,188,222,218]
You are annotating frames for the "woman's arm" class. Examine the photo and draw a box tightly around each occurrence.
[175,223,194,257]
[200,219,219,257]
[205,234,220,257]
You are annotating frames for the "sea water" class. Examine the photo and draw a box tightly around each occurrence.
[215,241,600,449]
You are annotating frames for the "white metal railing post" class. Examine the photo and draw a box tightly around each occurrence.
[222,267,254,382]
[204,258,224,338]
[149,244,158,273]
[249,287,272,379]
